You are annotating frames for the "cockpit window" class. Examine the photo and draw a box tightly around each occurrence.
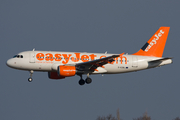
[13,55,23,58]
[13,55,17,58]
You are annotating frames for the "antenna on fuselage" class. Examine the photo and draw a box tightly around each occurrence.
[105,51,107,54]
[33,48,35,51]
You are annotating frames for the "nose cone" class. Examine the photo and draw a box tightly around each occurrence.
[6,59,15,68]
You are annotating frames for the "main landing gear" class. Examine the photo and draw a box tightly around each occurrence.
[28,70,33,82]
[78,73,92,86]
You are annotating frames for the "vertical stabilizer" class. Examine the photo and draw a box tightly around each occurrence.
[133,27,170,57]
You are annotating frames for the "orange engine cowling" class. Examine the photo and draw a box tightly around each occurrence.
[48,71,65,79]
[58,65,76,77]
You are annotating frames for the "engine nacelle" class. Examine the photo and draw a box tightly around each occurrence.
[58,65,76,77]
[48,71,65,79]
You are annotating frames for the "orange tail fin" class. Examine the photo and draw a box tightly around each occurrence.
[133,27,170,57]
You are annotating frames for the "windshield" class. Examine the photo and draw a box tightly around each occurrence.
[13,55,23,58]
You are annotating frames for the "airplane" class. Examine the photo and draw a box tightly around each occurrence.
[6,26,172,85]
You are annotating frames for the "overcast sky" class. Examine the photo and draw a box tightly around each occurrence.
[1,1,180,120]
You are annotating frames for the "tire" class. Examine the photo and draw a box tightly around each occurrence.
[85,77,92,84]
[28,78,33,82]
[78,79,85,85]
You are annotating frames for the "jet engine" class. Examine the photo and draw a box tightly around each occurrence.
[48,71,65,79]
[48,65,77,79]
[58,65,76,77]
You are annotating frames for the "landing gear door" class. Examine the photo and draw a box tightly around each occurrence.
[132,57,138,68]
[29,52,35,63]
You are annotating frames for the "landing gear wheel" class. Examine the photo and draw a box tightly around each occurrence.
[85,77,92,84]
[79,79,85,85]
[28,70,34,82]
[28,77,33,82]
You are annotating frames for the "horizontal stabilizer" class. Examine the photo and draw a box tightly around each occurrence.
[148,57,173,63]
[148,57,172,68]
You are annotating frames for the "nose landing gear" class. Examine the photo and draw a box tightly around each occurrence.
[28,77,33,82]
[28,70,33,82]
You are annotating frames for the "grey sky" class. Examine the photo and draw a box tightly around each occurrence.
[1,1,179,120]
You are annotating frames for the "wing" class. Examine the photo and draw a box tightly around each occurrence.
[75,55,120,74]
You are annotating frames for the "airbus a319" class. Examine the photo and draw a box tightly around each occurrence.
[6,27,172,85]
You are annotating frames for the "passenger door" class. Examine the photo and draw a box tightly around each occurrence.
[29,52,35,63]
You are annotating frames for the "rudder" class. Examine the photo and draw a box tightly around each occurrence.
[133,27,170,57]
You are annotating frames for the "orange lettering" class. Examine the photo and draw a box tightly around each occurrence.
[36,53,44,61]
[54,54,62,61]
[35,52,127,64]
[81,55,89,62]
[45,53,53,61]
[100,55,106,59]
[120,56,127,64]
[62,54,72,64]
[71,53,80,62]
[89,54,97,60]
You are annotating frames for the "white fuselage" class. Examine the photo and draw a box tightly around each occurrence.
[6,51,172,74]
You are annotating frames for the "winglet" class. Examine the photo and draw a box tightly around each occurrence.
[133,27,170,57]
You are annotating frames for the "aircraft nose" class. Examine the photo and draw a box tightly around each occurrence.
[6,59,14,68]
